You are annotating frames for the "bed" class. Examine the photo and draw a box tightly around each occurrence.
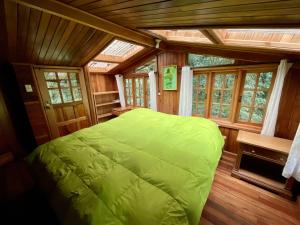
[28,108,224,225]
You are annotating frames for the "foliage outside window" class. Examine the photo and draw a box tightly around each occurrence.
[44,72,82,104]
[188,53,235,68]
[192,66,275,126]
[135,58,156,73]
[238,71,273,124]
[124,76,150,108]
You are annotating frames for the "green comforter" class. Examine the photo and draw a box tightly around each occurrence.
[28,108,224,225]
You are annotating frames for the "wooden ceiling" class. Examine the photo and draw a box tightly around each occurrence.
[58,0,300,29]
[4,1,114,66]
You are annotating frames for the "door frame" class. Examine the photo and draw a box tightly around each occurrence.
[33,66,91,138]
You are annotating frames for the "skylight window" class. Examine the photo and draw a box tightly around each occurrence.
[88,61,118,73]
[149,30,212,44]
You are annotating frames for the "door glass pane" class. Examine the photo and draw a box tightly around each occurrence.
[44,72,56,80]
[199,75,207,88]
[73,87,82,101]
[225,74,235,88]
[258,72,272,89]
[254,91,267,107]
[61,88,72,103]
[60,79,69,87]
[58,72,68,79]
[214,74,223,88]
[197,103,205,116]
[212,90,221,103]
[241,91,253,106]
[49,89,62,104]
[244,73,257,89]
[239,107,250,121]
[46,81,58,88]
[223,90,232,104]
[251,108,264,123]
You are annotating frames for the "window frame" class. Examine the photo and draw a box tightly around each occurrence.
[192,64,277,130]
[124,73,150,108]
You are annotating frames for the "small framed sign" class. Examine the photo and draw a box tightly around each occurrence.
[163,65,177,90]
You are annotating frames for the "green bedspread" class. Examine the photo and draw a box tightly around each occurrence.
[28,108,224,225]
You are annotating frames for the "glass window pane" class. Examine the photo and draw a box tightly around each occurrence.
[61,88,73,103]
[244,73,257,89]
[255,91,267,107]
[192,102,196,114]
[258,72,272,89]
[44,72,56,80]
[223,90,232,104]
[221,105,230,118]
[211,104,220,117]
[197,103,205,116]
[46,81,58,88]
[193,76,199,87]
[73,87,82,101]
[225,74,235,89]
[251,108,264,123]
[239,107,250,121]
[69,72,77,80]
[58,72,68,79]
[212,90,221,103]
[199,74,207,88]
[198,90,206,102]
[60,79,69,88]
[48,89,62,104]
[241,91,254,106]
[214,74,223,88]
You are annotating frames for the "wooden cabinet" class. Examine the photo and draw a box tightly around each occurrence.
[93,91,120,122]
[232,130,293,198]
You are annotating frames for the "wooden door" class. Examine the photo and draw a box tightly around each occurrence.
[35,67,91,138]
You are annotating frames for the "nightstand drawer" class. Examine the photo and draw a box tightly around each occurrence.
[242,144,287,165]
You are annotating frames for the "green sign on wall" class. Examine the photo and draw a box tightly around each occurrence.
[163,65,177,90]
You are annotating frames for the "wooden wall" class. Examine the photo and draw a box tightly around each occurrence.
[89,72,117,93]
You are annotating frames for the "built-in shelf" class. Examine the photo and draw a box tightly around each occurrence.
[96,100,120,107]
[93,91,119,95]
[97,113,113,119]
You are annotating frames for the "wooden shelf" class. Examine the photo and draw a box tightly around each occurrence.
[93,91,118,95]
[96,101,120,107]
[97,113,113,119]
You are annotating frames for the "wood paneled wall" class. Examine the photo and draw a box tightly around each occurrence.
[89,72,117,93]
[275,65,300,140]
[12,64,51,145]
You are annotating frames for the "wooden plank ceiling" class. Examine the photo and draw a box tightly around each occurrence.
[4,1,114,66]
[58,0,300,29]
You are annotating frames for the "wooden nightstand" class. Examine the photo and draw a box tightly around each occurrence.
[232,130,293,199]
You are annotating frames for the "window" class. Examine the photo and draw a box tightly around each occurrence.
[238,71,274,124]
[124,75,150,107]
[44,71,82,104]
[135,58,157,73]
[188,54,235,68]
[192,65,275,126]
[192,74,208,116]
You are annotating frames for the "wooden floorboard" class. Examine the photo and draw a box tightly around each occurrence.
[200,151,300,225]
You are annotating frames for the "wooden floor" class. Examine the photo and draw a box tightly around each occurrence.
[200,151,300,225]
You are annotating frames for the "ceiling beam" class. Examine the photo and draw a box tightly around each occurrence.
[165,41,300,62]
[12,0,155,47]
[200,29,223,45]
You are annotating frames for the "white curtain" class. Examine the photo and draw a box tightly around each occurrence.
[115,74,126,107]
[282,123,300,181]
[178,66,193,116]
[261,59,292,136]
[148,71,157,111]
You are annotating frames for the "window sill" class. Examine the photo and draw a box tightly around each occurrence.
[210,119,262,133]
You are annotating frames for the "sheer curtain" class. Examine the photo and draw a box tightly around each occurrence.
[178,66,193,116]
[261,59,292,136]
[282,123,300,181]
[148,71,157,111]
[115,74,126,107]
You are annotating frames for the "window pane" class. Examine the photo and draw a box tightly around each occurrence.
[198,90,206,102]
[255,91,267,107]
[211,104,220,117]
[44,72,56,80]
[73,87,82,101]
[241,91,253,106]
[244,73,257,89]
[58,72,68,79]
[221,105,230,118]
[212,90,221,103]
[199,75,207,88]
[61,88,73,103]
[251,108,264,123]
[225,74,235,89]
[214,74,223,88]
[192,102,196,114]
[223,90,232,104]
[48,89,62,104]
[60,79,69,87]
[69,72,77,80]
[46,81,58,88]
[197,103,205,116]
[188,54,235,68]
[239,107,250,121]
[258,72,272,89]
